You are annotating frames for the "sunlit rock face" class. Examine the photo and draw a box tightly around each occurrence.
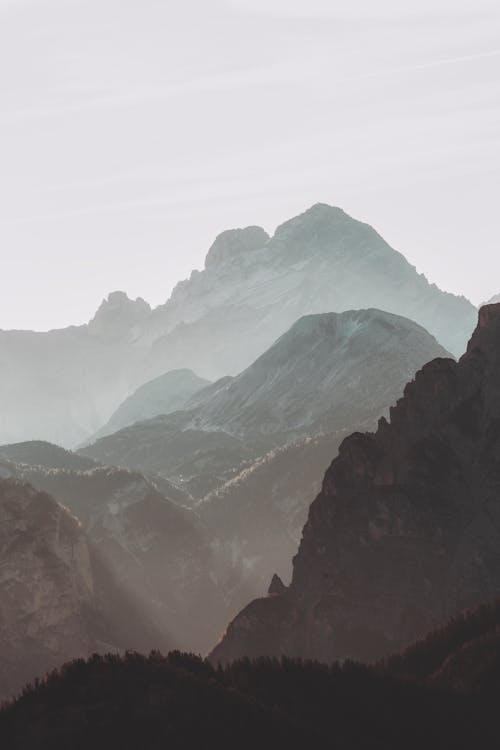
[0,204,476,447]
[80,308,450,631]
[211,305,500,666]
[0,479,98,698]
[0,476,176,700]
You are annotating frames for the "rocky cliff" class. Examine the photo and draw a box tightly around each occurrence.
[0,453,232,656]
[0,478,170,700]
[211,304,500,665]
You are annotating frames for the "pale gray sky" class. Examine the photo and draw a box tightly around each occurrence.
[1,0,499,329]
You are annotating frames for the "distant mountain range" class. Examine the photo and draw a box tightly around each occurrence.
[0,203,477,446]
[0,306,448,696]
[81,308,449,609]
[211,304,500,665]
[0,477,172,701]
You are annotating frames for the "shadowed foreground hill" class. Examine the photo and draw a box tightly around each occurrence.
[211,304,500,665]
[4,597,500,750]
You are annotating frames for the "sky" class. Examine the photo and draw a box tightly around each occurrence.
[0,0,499,330]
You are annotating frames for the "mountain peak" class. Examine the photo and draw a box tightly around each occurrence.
[477,302,500,330]
[205,226,269,269]
[274,202,347,235]
[88,291,151,335]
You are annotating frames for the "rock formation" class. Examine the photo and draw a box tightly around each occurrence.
[0,204,476,446]
[0,478,170,700]
[211,304,500,665]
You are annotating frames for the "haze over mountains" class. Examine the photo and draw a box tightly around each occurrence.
[0,204,477,447]
[0,449,234,663]
[0,477,172,700]
[0,306,448,693]
[80,309,448,600]
[212,304,500,665]
[1,200,498,748]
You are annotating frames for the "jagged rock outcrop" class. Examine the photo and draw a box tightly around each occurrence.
[82,310,449,497]
[88,290,151,338]
[210,304,500,665]
[83,310,450,623]
[0,204,476,446]
[0,478,171,700]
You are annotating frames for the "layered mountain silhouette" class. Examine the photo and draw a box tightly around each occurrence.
[0,449,235,659]
[82,309,449,609]
[3,598,500,749]
[0,478,172,701]
[89,368,210,442]
[211,304,500,665]
[0,204,476,446]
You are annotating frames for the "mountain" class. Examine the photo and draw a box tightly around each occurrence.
[0,204,476,446]
[82,310,449,492]
[382,596,500,693]
[483,293,500,306]
[0,478,171,700]
[90,368,211,441]
[0,449,233,655]
[0,440,98,471]
[83,310,449,615]
[4,600,500,749]
[210,304,500,665]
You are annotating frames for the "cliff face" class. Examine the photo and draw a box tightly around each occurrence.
[0,459,230,656]
[211,305,500,665]
[0,477,172,700]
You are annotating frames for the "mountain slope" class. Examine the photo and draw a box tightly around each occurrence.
[0,204,476,446]
[0,478,171,700]
[3,611,500,750]
[90,368,210,441]
[82,310,449,494]
[211,304,500,665]
[1,452,231,655]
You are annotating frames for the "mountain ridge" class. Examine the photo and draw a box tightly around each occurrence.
[211,303,500,665]
[0,203,477,446]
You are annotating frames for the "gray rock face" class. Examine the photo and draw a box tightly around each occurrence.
[82,310,449,493]
[0,478,170,700]
[90,368,211,441]
[0,204,476,446]
[83,310,450,621]
[210,304,500,666]
[204,226,270,269]
[483,293,500,306]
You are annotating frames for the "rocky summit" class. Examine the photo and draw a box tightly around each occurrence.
[0,478,170,700]
[211,304,500,665]
[0,204,476,446]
